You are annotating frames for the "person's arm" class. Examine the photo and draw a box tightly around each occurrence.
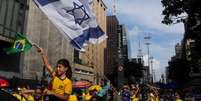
[134,85,139,96]
[152,88,159,97]
[21,89,35,94]
[34,45,54,74]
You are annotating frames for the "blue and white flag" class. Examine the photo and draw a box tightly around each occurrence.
[34,0,107,51]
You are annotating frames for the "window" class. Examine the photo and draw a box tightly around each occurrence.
[0,0,28,39]
[0,40,21,72]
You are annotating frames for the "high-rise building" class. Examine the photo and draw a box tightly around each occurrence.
[105,17,129,86]
[78,0,107,84]
[105,15,119,77]
[118,24,128,63]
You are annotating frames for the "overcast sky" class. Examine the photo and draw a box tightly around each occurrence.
[103,0,184,81]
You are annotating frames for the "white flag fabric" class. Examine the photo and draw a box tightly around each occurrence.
[34,0,107,51]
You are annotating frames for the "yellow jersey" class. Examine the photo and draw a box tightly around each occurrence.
[48,76,72,95]
[12,93,34,101]
[68,95,78,101]
[83,93,92,101]
[131,95,139,101]
[151,96,159,101]
[176,99,182,101]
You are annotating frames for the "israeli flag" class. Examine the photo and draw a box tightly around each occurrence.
[34,0,107,51]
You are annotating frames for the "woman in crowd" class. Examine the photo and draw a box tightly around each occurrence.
[36,46,73,101]
[149,85,159,101]
[175,92,182,101]
[130,84,140,101]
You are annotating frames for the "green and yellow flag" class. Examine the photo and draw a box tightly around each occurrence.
[5,33,32,54]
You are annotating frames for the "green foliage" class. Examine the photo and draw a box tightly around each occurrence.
[161,0,201,25]
[124,60,143,83]
[167,58,190,85]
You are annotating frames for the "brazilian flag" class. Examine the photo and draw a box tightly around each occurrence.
[5,33,32,54]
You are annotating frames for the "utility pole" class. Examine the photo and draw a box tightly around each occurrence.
[150,56,154,83]
[144,33,151,83]
[113,0,117,15]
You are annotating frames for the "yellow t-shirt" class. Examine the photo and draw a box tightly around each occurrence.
[176,99,182,101]
[48,76,72,95]
[68,95,78,101]
[131,95,139,101]
[151,95,159,101]
[83,93,92,101]
[13,93,27,101]
[156,96,159,101]
[12,93,34,101]
[27,95,34,101]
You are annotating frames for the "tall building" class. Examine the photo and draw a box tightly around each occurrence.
[105,15,119,77]
[0,0,74,79]
[118,24,128,63]
[78,0,107,84]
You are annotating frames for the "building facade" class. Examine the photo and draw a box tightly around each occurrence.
[118,24,128,64]
[73,63,95,83]
[105,15,119,77]
[0,0,28,78]
[78,0,107,84]
[0,0,74,80]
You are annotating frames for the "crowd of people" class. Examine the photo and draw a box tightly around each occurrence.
[0,45,191,101]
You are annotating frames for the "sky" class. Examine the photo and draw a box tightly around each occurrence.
[103,0,185,81]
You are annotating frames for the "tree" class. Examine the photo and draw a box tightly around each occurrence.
[161,0,201,25]
[167,58,190,85]
[162,0,201,77]
[124,60,143,84]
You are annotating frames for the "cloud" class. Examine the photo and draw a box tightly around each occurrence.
[104,0,184,34]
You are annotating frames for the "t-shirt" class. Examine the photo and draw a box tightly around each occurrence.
[122,91,130,101]
[131,95,139,101]
[176,99,182,101]
[13,93,34,101]
[150,94,159,101]
[68,95,78,101]
[48,76,72,95]
[83,93,92,101]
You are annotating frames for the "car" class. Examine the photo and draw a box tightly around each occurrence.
[0,89,19,101]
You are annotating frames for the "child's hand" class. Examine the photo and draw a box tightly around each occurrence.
[33,44,44,55]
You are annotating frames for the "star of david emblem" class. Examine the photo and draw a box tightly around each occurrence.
[65,2,90,25]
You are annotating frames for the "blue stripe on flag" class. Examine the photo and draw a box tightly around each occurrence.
[89,26,105,38]
[37,0,59,6]
[71,26,105,50]
[71,29,90,49]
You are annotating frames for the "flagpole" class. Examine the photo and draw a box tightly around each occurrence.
[32,43,47,87]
